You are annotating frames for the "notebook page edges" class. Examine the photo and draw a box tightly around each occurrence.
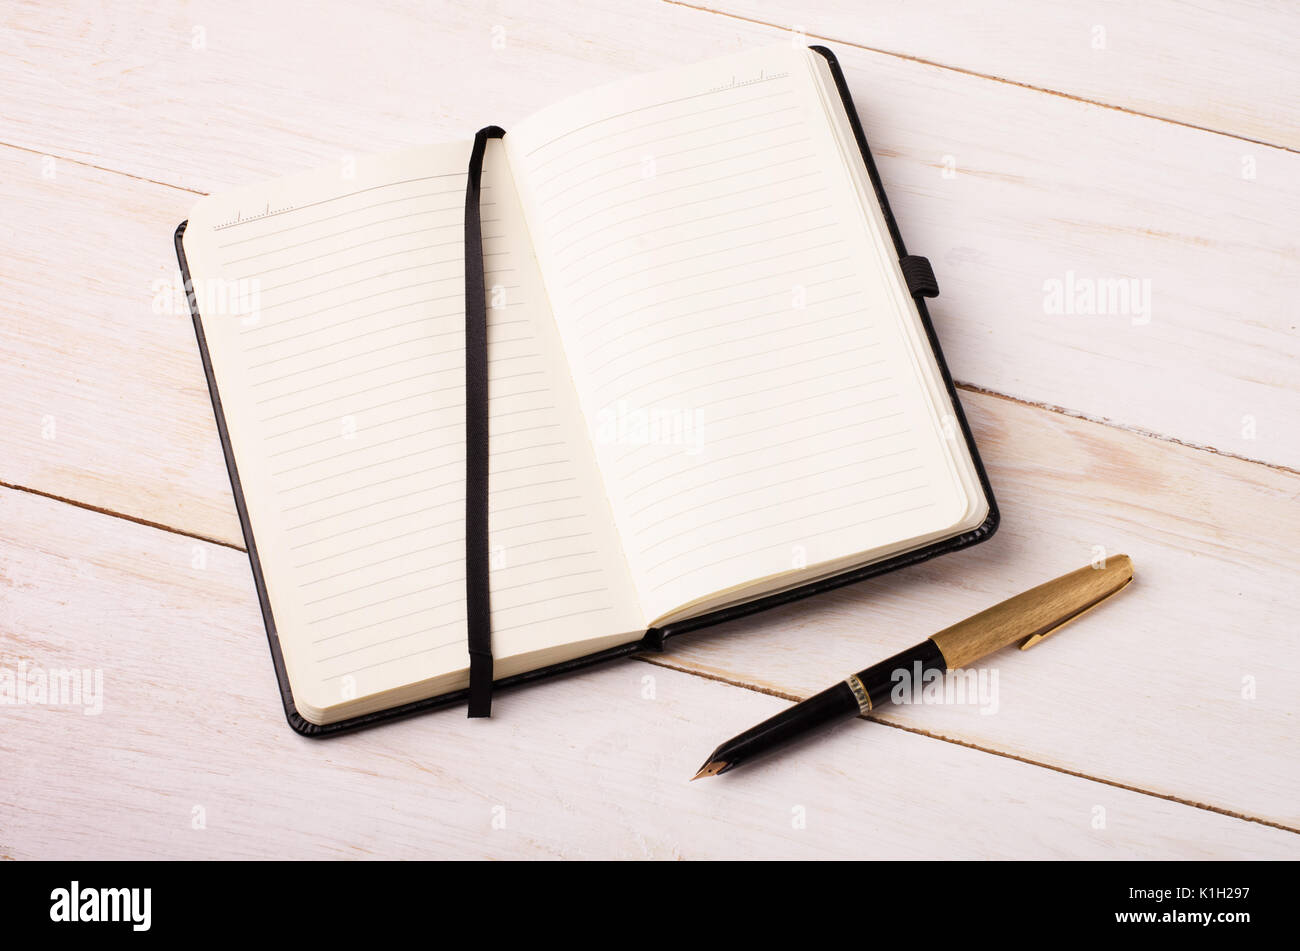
[182,142,641,723]
[805,51,988,537]
[505,47,971,622]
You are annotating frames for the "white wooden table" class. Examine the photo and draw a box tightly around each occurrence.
[1,0,1297,859]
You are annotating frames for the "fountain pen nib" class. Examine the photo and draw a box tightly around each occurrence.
[691,760,728,781]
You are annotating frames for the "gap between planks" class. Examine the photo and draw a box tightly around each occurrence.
[5,42,1296,476]
[0,479,241,551]
[3,378,1297,560]
[2,471,1296,836]
[3,15,1297,476]
[957,385,1300,478]
[0,141,207,197]
[2,15,1294,829]
[663,0,1300,157]
[635,653,1300,837]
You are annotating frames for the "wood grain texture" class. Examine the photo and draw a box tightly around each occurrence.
[0,0,1297,857]
[655,391,1300,830]
[0,146,239,545]
[829,50,1300,471]
[1,1,1295,474]
[1,485,1294,859]
[672,0,1300,150]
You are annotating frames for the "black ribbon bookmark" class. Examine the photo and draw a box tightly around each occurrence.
[464,125,505,718]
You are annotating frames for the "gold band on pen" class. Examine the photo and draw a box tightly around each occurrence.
[845,674,872,714]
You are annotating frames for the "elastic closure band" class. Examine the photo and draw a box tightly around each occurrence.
[465,125,506,718]
[899,255,940,299]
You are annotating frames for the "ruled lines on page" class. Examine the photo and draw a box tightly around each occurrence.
[181,143,641,718]
[508,48,969,618]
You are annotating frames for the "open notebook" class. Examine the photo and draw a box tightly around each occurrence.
[176,45,996,733]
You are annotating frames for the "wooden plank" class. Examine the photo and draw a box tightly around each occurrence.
[1,2,1296,467]
[2,373,1297,834]
[830,49,1300,471]
[655,389,1300,830]
[1,0,1296,840]
[0,147,240,545]
[1,485,1293,859]
[0,98,1294,826]
[674,0,1300,150]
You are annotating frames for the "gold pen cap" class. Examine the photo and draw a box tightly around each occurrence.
[929,555,1134,669]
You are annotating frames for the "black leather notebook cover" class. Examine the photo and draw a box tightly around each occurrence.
[174,45,999,736]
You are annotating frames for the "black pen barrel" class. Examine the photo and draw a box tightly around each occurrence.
[708,638,948,773]
[709,681,859,772]
[850,638,948,711]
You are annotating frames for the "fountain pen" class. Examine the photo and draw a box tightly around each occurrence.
[692,555,1134,779]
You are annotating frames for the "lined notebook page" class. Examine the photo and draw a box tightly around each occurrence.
[182,143,640,722]
[507,47,970,621]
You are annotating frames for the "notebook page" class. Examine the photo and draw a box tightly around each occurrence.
[806,53,989,538]
[506,47,970,621]
[182,143,640,722]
